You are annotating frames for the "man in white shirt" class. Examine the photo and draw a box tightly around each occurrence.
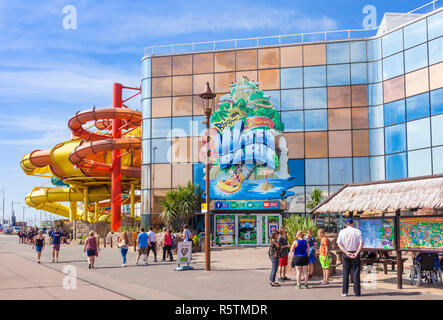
[146,226,157,262]
[337,218,364,297]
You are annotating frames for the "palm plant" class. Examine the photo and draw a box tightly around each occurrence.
[306,188,323,210]
[283,215,319,244]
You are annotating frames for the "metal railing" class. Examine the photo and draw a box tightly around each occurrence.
[143,0,440,57]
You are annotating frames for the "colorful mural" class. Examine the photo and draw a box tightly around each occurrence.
[215,215,235,245]
[399,217,443,250]
[201,77,296,200]
[354,218,395,250]
[238,215,257,245]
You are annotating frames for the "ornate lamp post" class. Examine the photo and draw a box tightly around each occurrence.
[199,82,216,272]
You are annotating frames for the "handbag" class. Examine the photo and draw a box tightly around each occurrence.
[291,256,296,268]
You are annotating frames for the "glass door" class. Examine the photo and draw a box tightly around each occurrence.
[238,215,258,245]
[215,215,236,246]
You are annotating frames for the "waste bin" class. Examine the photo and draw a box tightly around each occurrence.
[200,232,205,252]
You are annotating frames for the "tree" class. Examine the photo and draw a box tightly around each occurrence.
[306,188,323,223]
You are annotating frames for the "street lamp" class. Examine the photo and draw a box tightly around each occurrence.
[199,82,216,272]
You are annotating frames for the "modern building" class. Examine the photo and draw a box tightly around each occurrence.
[140,4,443,245]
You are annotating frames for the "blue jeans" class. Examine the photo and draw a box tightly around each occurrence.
[120,248,128,264]
[270,258,279,283]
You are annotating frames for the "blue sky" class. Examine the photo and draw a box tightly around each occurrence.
[0,0,435,224]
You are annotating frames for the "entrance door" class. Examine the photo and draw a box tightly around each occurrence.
[214,215,236,246]
[260,215,282,245]
[237,215,258,245]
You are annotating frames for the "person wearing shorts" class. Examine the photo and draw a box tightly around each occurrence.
[84,231,99,269]
[278,228,290,282]
[136,227,149,265]
[32,230,45,264]
[290,230,310,289]
[50,227,63,263]
[305,229,317,279]
[318,228,331,285]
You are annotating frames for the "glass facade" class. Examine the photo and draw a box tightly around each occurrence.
[141,9,443,218]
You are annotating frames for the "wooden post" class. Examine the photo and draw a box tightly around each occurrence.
[130,184,135,219]
[395,209,403,289]
[83,187,89,221]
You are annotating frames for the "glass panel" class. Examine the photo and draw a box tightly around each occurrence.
[281,89,303,110]
[215,51,235,72]
[192,163,205,186]
[367,38,381,61]
[142,140,151,164]
[281,111,303,132]
[305,132,327,158]
[385,152,407,180]
[152,97,171,117]
[142,120,151,140]
[404,44,428,73]
[369,128,384,155]
[287,159,305,185]
[151,139,171,163]
[328,131,352,157]
[427,10,443,40]
[328,108,351,130]
[304,66,326,87]
[171,117,192,137]
[171,137,191,163]
[152,77,172,97]
[173,96,192,116]
[406,92,430,121]
[141,78,151,99]
[383,53,404,80]
[367,60,382,83]
[369,105,384,128]
[407,118,431,150]
[191,116,205,136]
[258,69,280,90]
[152,164,171,188]
[193,74,213,95]
[370,156,385,181]
[281,46,303,67]
[172,163,193,187]
[142,99,151,119]
[286,132,304,158]
[152,189,169,213]
[432,146,443,173]
[383,76,405,104]
[236,71,258,83]
[428,36,443,65]
[172,75,192,96]
[382,29,403,57]
[385,123,406,154]
[151,118,171,138]
[408,149,432,177]
[305,110,327,131]
[304,88,326,109]
[329,158,352,184]
[353,129,369,156]
[352,85,368,107]
[431,87,443,115]
[384,99,405,126]
[172,55,192,75]
[193,53,213,74]
[368,83,383,106]
[215,72,235,93]
[151,56,171,77]
[142,58,151,79]
[429,61,443,91]
[192,136,203,163]
[327,86,350,108]
[264,90,281,110]
[286,186,305,212]
[350,41,366,63]
[281,67,303,89]
[405,67,429,97]
[327,42,349,64]
[351,63,367,85]
[236,50,257,70]
[431,114,443,146]
[352,108,368,129]
[305,159,328,185]
[353,157,370,183]
[404,19,427,49]
[258,48,279,69]
[303,44,326,66]
[141,169,150,192]
[327,64,350,86]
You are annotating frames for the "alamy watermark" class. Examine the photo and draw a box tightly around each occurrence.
[62,5,77,30]
[62,265,77,289]
[362,5,377,29]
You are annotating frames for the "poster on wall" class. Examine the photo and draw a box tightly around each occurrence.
[238,215,257,245]
[200,77,296,200]
[215,215,235,245]
[399,216,443,250]
[267,216,280,244]
[353,218,395,250]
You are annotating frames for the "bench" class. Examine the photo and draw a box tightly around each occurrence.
[361,257,408,274]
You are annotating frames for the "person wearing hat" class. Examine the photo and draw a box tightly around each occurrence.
[337,218,363,297]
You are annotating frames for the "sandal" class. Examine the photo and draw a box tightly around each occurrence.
[270,282,281,287]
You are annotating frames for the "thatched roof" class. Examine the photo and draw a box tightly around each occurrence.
[311,174,443,214]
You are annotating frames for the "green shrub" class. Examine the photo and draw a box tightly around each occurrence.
[283,215,318,244]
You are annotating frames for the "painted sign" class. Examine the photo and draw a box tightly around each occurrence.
[201,77,296,200]
[399,216,443,250]
[215,215,235,245]
[177,241,192,266]
[238,215,257,245]
[353,218,395,250]
[214,200,279,210]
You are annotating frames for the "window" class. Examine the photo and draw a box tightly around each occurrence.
[351,63,367,85]
[384,99,405,126]
[408,149,431,177]
[193,53,213,74]
[282,111,303,132]
[431,114,443,146]
[327,42,349,64]
[142,120,151,140]
[404,44,428,73]
[327,64,350,86]
[264,90,281,110]
[427,10,443,40]
[141,78,151,99]
[305,132,327,158]
[329,158,352,184]
[385,123,406,154]
[405,68,429,97]
[215,51,235,72]
[353,157,370,183]
[383,76,405,103]
[305,159,328,185]
[382,29,403,57]
[192,163,205,186]
[367,38,381,61]
[281,46,303,67]
[431,87,443,115]
[369,128,384,155]
[281,89,303,110]
[367,61,382,83]
[142,99,151,119]
[281,67,303,89]
[142,140,151,164]
[286,132,304,158]
[305,110,327,131]
[142,58,151,78]
[236,50,257,70]
[258,48,279,69]
[404,19,427,49]
[286,186,305,213]
[303,66,326,87]
[192,116,205,136]
[368,83,383,106]
[428,36,443,65]
[288,159,305,185]
[329,131,352,157]
[327,86,350,108]
[152,56,171,77]
[386,152,407,180]
[350,41,366,62]
[328,108,351,130]
[383,53,404,80]
[406,92,430,121]
[370,156,385,181]
[171,117,192,137]
[152,118,171,138]
[151,138,171,163]
[369,105,384,128]
[172,55,192,75]
[407,118,431,150]
[304,88,327,109]
[152,77,171,97]
[432,146,443,174]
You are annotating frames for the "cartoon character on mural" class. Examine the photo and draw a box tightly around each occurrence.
[200,77,296,200]
[399,217,443,250]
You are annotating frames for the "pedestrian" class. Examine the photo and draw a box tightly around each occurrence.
[136,227,149,265]
[146,226,157,262]
[32,230,45,264]
[118,231,130,267]
[318,228,331,285]
[278,228,291,282]
[268,230,281,287]
[291,230,310,289]
[305,229,317,279]
[162,228,173,262]
[84,231,99,269]
[50,227,64,263]
[182,224,192,242]
[337,218,364,297]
